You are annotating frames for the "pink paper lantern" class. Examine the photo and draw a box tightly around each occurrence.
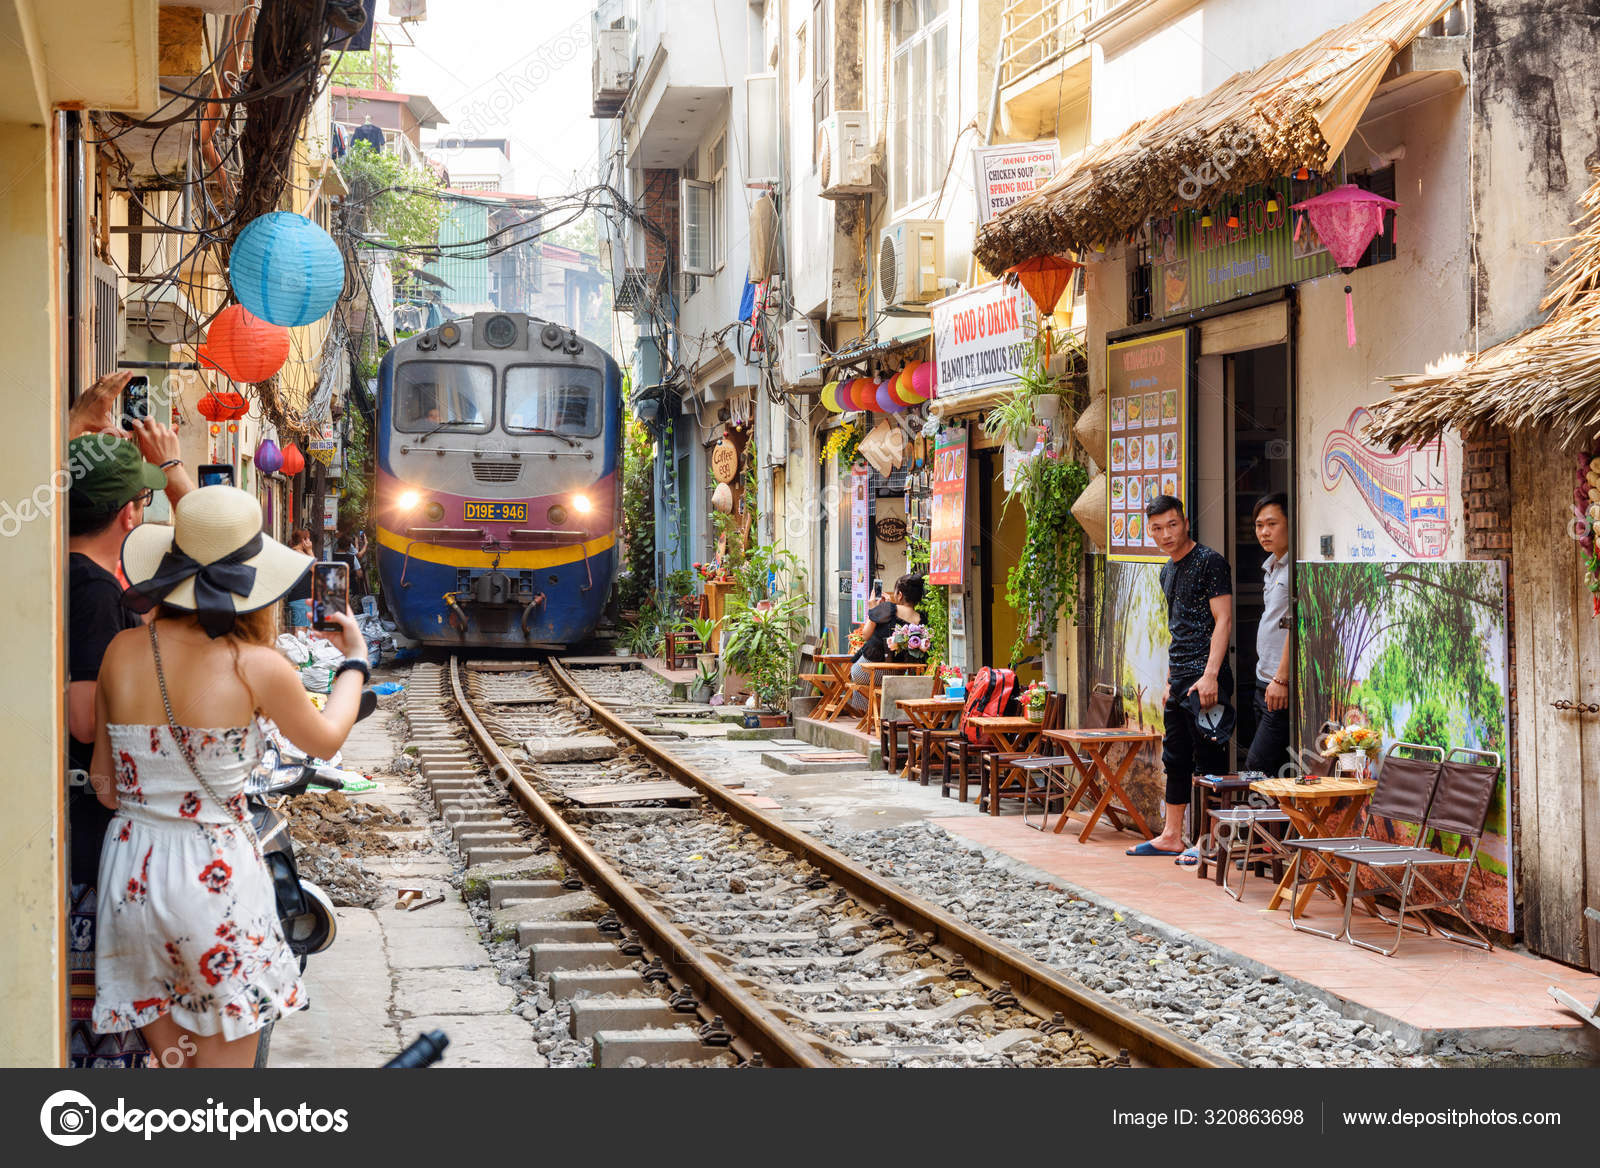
[909,361,936,401]
[875,379,905,413]
[1290,184,1399,347]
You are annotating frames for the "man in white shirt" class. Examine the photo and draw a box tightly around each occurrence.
[1245,493,1293,776]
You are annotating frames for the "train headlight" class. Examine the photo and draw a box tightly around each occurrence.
[424,501,445,522]
[572,493,593,515]
[546,504,568,526]
[438,322,461,347]
[397,489,422,511]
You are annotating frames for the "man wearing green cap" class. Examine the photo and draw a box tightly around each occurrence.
[65,432,168,1068]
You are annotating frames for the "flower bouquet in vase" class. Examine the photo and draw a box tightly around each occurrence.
[1322,724,1382,777]
[1021,680,1049,723]
[938,664,965,700]
[887,622,930,662]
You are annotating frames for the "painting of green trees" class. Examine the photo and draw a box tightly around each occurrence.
[1295,561,1511,929]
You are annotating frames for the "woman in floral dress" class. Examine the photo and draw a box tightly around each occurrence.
[89,486,370,1068]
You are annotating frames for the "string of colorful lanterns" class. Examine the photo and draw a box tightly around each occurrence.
[820,360,936,414]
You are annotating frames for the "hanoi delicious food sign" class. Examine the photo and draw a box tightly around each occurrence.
[931,279,1037,401]
[1106,329,1189,564]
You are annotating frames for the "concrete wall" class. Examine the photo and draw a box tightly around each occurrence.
[0,118,66,1067]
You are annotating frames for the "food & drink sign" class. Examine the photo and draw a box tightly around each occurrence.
[1107,329,1189,564]
[931,279,1037,401]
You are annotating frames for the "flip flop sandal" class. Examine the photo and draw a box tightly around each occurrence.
[1125,841,1186,857]
[1174,846,1200,867]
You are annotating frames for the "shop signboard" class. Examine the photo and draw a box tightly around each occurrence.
[322,495,339,531]
[971,139,1059,226]
[930,279,1037,401]
[1149,178,1337,318]
[929,426,968,587]
[851,466,870,624]
[1106,329,1189,564]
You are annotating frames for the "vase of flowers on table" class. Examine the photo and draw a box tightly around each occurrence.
[1021,680,1049,722]
[887,622,930,662]
[1322,724,1382,776]
[939,664,965,700]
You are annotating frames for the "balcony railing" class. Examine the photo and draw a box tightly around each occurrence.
[999,0,1094,89]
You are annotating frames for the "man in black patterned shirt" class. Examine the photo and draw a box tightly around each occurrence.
[1128,495,1233,857]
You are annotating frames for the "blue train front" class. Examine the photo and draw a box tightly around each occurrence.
[375,312,622,649]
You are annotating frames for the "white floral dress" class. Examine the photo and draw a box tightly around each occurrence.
[94,722,305,1040]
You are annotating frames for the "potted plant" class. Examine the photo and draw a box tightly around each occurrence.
[1021,680,1049,722]
[691,658,719,704]
[683,615,722,660]
[938,664,965,699]
[721,591,807,720]
[1322,724,1382,776]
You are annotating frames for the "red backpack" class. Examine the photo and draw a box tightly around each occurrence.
[962,666,1018,743]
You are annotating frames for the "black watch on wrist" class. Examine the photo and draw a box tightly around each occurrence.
[335,658,371,684]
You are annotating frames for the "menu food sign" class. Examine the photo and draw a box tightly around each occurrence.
[971,139,1059,226]
[1149,178,1337,318]
[929,427,968,586]
[1107,329,1189,563]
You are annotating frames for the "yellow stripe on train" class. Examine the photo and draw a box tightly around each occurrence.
[375,526,616,570]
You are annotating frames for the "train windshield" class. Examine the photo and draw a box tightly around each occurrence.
[503,366,602,438]
[393,361,494,433]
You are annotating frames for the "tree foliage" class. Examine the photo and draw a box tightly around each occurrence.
[1003,453,1090,666]
[339,141,444,285]
[615,412,656,612]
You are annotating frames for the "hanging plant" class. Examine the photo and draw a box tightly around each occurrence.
[1574,448,1600,614]
[818,420,862,465]
[1005,452,1091,664]
[981,325,1088,450]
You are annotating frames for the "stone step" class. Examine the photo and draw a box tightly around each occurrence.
[759,749,873,775]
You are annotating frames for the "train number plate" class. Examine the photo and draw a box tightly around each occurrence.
[463,500,526,523]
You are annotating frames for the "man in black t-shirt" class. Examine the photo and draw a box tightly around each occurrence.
[1129,495,1234,857]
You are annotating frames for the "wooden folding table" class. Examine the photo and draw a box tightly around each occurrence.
[894,696,964,781]
[1249,774,1377,915]
[1039,727,1162,842]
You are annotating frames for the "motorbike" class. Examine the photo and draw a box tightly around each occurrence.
[250,688,378,1067]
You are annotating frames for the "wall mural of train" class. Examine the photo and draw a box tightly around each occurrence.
[375,313,623,649]
[1321,407,1449,559]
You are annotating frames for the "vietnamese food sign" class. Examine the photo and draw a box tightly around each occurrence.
[1149,178,1337,317]
[1107,329,1190,564]
[931,279,1037,400]
[972,140,1059,226]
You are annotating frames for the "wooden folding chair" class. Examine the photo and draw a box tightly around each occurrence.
[986,693,1067,815]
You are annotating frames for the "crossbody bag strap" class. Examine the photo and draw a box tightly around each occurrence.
[149,623,262,861]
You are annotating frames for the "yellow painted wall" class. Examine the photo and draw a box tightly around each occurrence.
[987,467,1036,682]
[0,118,66,1067]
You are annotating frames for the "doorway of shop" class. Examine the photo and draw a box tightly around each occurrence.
[1224,344,1291,760]
[975,448,1038,683]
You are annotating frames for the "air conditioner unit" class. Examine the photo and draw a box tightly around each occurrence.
[817,110,877,199]
[592,27,632,116]
[878,219,945,311]
[779,317,822,386]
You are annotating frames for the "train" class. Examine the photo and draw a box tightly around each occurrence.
[374,312,623,649]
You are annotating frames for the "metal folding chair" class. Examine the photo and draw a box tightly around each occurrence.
[1282,741,1445,940]
[1330,748,1501,956]
[1206,801,1295,901]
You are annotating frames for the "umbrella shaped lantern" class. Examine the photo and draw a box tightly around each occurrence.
[1290,185,1398,347]
[1008,255,1080,356]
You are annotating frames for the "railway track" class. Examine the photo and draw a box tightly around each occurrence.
[410,655,1229,1068]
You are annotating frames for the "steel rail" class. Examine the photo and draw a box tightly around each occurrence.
[447,656,829,1068]
[548,658,1233,1070]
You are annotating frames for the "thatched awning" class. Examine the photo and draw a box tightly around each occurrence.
[1367,171,1600,448]
[972,0,1455,273]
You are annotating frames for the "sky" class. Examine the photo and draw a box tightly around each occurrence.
[387,0,605,200]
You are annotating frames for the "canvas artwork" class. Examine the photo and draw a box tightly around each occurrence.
[1087,559,1171,823]
[1296,561,1513,930]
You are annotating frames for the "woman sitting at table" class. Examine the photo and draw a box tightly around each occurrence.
[847,573,925,711]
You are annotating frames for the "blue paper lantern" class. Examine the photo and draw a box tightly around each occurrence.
[229,212,345,327]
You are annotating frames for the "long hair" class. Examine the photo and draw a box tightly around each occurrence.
[151,604,280,712]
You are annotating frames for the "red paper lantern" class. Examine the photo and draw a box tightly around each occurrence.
[280,442,306,477]
[196,390,249,422]
[198,305,291,383]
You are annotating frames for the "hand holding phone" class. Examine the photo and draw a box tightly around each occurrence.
[313,608,368,663]
[311,560,351,632]
[198,464,235,487]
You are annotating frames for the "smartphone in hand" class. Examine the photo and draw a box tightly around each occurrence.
[312,561,350,632]
[120,376,149,430]
[198,464,235,487]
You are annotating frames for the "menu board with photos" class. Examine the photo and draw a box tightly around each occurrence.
[1106,329,1189,563]
[929,426,968,586]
